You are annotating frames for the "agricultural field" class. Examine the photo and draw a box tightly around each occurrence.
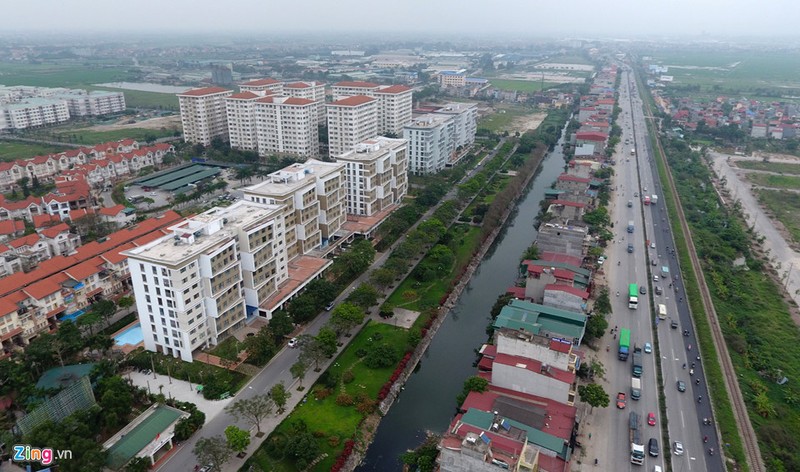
[756,189,800,246]
[488,79,556,93]
[646,49,800,97]
[0,141,69,161]
[734,160,800,175]
[745,172,800,190]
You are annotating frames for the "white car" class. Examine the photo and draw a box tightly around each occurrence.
[673,441,684,456]
[644,342,652,353]
[650,242,656,249]
[287,337,298,348]
[653,275,660,282]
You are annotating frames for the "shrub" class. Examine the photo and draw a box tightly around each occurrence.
[355,348,368,358]
[314,387,332,400]
[336,393,355,407]
[342,371,355,384]
[364,343,398,369]
[328,435,341,447]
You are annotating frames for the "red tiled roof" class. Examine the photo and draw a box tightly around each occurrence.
[23,277,61,300]
[377,85,412,94]
[178,87,231,97]
[69,208,95,221]
[282,97,314,106]
[64,256,104,281]
[99,204,127,217]
[553,268,576,280]
[101,242,135,265]
[0,298,17,317]
[334,81,378,88]
[39,223,70,239]
[539,252,583,268]
[228,91,260,100]
[551,199,586,208]
[330,95,375,107]
[506,286,526,298]
[241,78,280,86]
[284,81,312,89]
[8,233,41,249]
[575,131,608,141]
[557,173,590,183]
[544,283,589,300]
[0,220,25,236]
[493,353,576,384]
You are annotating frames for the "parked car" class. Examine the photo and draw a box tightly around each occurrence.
[325,302,335,311]
[653,274,660,282]
[648,412,656,426]
[616,392,627,409]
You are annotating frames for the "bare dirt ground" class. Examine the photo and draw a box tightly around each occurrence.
[509,112,547,134]
[81,114,182,132]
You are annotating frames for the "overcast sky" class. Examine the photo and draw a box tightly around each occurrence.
[3,0,799,38]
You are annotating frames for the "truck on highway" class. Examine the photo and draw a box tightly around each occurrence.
[632,345,643,377]
[658,303,667,320]
[628,284,639,309]
[651,194,658,205]
[630,148,636,156]
[627,220,635,233]
[631,377,642,400]
[661,266,670,279]
[619,328,631,361]
[629,411,646,465]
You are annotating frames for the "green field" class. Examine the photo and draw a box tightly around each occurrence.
[479,107,526,133]
[489,79,556,93]
[88,86,179,110]
[735,160,800,175]
[745,172,800,190]
[245,322,408,471]
[0,141,69,161]
[756,189,800,246]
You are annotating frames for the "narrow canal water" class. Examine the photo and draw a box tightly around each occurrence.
[357,128,568,470]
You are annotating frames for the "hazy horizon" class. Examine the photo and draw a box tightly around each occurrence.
[3,0,799,39]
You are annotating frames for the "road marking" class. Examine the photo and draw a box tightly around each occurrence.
[681,411,685,428]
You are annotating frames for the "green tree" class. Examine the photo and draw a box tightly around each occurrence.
[578,383,610,410]
[291,360,308,388]
[416,218,447,244]
[224,394,274,436]
[300,334,330,370]
[193,436,232,472]
[288,295,319,324]
[117,296,134,309]
[594,288,612,316]
[329,302,365,337]
[98,376,133,429]
[363,343,398,369]
[268,310,294,340]
[521,242,539,261]
[53,320,84,366]
[269,382,291,414]
[315,327,339,358]
[243,326,276,366]
[224,425,251,455]
[124,457,151,472]
[370,267,396,288]
[584,313,609,342]
[284,421,320,464]
[346,284,379,309]
[456,376,489,406]
[77,310,103,336]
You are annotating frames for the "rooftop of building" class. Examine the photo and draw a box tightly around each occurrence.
[333,81,379,88]
[240,78,280,86]
[255,96,315,106]
[405,113,453,129]
[335,137,407,162]
[328,95,376,107]
[177,87,231,97]
[376,84,412,94]
[493,299,586,341]
[243,159,344,197]
[434,102,478,114]
[124,201,282,265]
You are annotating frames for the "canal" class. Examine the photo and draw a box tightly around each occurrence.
[357,128,568,470]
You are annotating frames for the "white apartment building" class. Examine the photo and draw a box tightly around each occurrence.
[225,91,260,151]
[434,102,478,150]
[284,81,326,124]
[239,78,284,95]
[332,81,413,136]
[60,90,126,117]
[0,98,70,130]
[403,113,455,175]
[336,137,408,216]
[326,96,378,158]
[438,70,467,87]
[177,87,233,146]
[254,96,319,159]
[125,201,288,362]
[243,159,346,259]
[374,85,413,135]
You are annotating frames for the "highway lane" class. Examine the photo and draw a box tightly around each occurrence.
[625,67,724,471]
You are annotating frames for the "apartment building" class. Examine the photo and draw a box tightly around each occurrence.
[433,102,478,150]
[239,78,284,95]
[332,81,413,135]
[335,137,408,216]
[326,96,378,158]
[254,96,319,158]
[125,201,287,362]
[0,98,71,130]
[373,85,413,135]
[403,113,455,175]
[60,90,126,117]
[284,81,326,124]
[177,87,233,146]
[438,70,467,87]
[243,159,346,260]
[225,91,260,151]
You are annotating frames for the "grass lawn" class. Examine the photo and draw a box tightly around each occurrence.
[0,141,69,161]
[745,172,800,190]
[386,224,481,312]
[0,62,135,88]
[756,189,800,245]
[735,160,800,175]
[208,336,243,362]
[87,86,180,110]
[479,107,526,133]
[21,126,178,145]
[489,79,555,93]
[245,322,408,472]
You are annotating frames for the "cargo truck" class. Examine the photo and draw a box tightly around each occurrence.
[619,328,631,361]
[629,412,645,465]
[632,345,643,378]
[651,194,658,205]
[628,284,639,309]
[631,377,642,400]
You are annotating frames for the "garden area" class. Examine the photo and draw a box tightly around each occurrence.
[745,172,800,190]
[244,321,411,471]
[756,189,800,246]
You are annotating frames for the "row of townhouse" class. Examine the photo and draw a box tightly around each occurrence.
[128,136,409,362]
[0,211,183,358]
[0,139,173,192]
[0,223,80,275]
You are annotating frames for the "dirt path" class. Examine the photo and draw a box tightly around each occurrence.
[509,112,547,134]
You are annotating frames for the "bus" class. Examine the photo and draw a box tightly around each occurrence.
[628,284,639,309]
[619,328,631,361]
[658,304,667,320]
